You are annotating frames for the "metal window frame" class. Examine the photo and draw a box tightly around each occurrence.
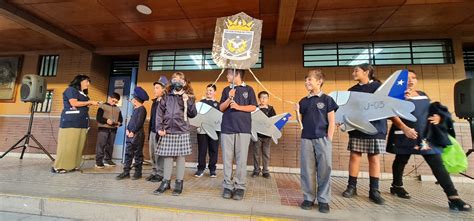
[147,47,264,71]
[38,55,59,77]
[303,39,455,67]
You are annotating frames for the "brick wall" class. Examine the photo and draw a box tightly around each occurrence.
[2,115,472,177]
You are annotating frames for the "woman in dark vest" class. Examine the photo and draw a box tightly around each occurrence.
[52,74,99,173]
[387,70,471,212]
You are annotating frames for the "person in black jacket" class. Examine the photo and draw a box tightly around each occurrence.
[153,72,197,196]
[116,87,149,180]
[194,84,220,178]
[251,91,276,179]
[387,70,471,212]
[146,81,166,182]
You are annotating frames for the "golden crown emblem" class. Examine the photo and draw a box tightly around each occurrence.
[225,17,254,31]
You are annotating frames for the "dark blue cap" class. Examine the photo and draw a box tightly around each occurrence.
[132,86,149,102]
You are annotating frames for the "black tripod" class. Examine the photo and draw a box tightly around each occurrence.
[0,102,55,161]
[460,117,474,179]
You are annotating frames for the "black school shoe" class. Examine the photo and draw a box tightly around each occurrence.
[390,186,411,199]
[116,172,130,180]
[131,171,142,180]
[369,189,385,205]
[342,185,357,198]
[150,174,163,182]
[262,173,271,179]
[222,188,233,199]
[318,202,330,213]
[300,200,314,210]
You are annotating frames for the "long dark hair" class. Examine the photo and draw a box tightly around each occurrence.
[355,63,380,83]
[69,74,91,94]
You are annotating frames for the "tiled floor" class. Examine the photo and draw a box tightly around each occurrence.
[0,157,473,220]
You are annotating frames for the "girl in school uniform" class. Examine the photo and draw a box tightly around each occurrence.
[153,72,197,196]
[342,63,395,204]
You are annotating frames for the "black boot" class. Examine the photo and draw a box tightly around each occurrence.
[172,180,183,196]
[153,180,171,195]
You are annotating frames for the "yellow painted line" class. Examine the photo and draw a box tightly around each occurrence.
[0,193,295,221]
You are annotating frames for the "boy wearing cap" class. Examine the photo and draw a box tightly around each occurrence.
[95,92,123,169]
[117,86,149,180]
[146,80,166,182]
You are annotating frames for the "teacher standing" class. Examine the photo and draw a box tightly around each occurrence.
[52,74,98,173]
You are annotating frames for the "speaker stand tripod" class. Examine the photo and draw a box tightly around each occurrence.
[0,102,55,161]
[460,117,474,179]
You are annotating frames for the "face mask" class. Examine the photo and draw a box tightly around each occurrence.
[171,81,184,91]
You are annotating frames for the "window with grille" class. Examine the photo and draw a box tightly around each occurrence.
[147,48,263,71]
[464,48,474,71]
[303,39,454,67]
[34,90,54,113]
[38,55,59,77]
[112,60,139,75]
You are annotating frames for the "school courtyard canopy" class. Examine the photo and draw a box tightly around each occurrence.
[0,0,473,52]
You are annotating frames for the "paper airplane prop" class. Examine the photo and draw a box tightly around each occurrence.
[251,110,292,144]
[189,102,223,141]
[189,102,291,143]
[329,69,417,135]
[212,12,262,69]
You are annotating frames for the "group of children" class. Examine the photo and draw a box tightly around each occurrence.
[93,68,338,213]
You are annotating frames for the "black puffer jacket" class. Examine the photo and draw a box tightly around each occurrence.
[424,102,456,148]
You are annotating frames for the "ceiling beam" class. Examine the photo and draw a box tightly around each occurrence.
[275,0,298,45]
[0,0,94,51]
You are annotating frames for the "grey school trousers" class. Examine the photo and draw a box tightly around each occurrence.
[300,137,332,204]
[221,133,251,190]
[251,137,272,174]
[149,132,164,176]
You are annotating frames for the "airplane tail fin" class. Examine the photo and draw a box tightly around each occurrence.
[272,113,292,130]
[374,69,409,100]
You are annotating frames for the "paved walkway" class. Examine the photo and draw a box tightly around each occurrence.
[0,157,473,220]
[0,211,76,221]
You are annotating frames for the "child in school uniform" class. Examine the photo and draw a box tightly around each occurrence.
[194,83,220,178]
[146,80,166,182]
[153,72,197,196]
[219,69,258,201]
[95,92,123,168]
[296,69,338,213]
[251,91,276,179]
[116,87,149,180]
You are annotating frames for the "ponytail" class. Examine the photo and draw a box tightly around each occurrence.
[355,63,380,83]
